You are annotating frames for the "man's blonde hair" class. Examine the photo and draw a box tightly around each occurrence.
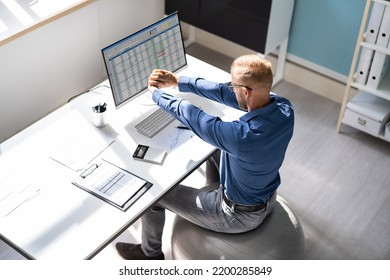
[231,54,273,90]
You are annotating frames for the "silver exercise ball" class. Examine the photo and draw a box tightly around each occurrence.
[171,195,305,260]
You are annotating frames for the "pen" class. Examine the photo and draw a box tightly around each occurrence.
[176,125,190,130]
[92,103,107,113]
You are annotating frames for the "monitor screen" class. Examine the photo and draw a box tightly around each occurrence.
[101,12,187,108]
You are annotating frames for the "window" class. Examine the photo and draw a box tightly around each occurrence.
[0,0,92,43]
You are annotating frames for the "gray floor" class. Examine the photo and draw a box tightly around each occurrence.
[274,81,390,259]
[1,44,390,260]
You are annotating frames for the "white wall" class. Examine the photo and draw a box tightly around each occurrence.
[0,0,164,143]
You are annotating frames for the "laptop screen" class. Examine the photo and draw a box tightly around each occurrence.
[101,12,187,108]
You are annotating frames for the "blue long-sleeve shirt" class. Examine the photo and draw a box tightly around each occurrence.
[152,76,294,205]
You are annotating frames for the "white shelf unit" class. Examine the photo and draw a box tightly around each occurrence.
[337,0,390,142]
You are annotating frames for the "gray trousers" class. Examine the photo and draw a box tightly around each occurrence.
[140,150,276,257]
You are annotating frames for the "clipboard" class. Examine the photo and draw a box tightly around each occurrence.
[72,159,152,211]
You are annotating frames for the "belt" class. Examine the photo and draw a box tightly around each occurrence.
[222,192,267,212]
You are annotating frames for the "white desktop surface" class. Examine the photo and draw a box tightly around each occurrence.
[0,55,243,259]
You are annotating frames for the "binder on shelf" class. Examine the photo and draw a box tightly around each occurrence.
[366,50,389,89]
[365,1,385,44]
[355,47,374,85]
[376,4,390,47]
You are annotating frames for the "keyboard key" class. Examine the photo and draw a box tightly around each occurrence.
[135,108,175,138]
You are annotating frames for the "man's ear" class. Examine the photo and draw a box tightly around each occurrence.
[243,88,251,99]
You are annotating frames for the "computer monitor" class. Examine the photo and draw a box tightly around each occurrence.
[101,12,187,108]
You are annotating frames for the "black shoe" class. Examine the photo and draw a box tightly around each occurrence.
[115,243,165,260]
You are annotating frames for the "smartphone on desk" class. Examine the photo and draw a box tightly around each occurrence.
[132,144,167,165]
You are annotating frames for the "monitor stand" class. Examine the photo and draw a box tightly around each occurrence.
[134,91,156,107]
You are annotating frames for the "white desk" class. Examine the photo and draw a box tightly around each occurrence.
[0,55,242,259]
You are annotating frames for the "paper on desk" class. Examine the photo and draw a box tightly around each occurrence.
[48,111,115,171]
[0,175,41,219]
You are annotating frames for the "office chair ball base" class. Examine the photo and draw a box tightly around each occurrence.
[171,195,305,260]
